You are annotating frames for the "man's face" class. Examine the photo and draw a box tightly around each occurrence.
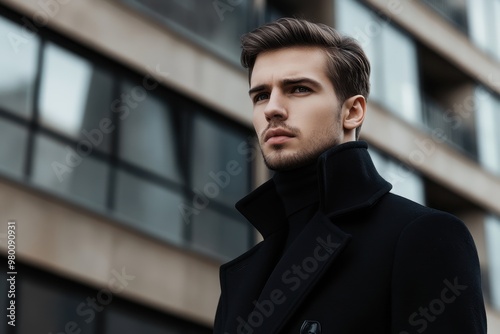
[249,46,345,171]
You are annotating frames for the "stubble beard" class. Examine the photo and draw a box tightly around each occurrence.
[260,123,342,171]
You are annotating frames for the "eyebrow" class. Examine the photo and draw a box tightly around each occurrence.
[248,77,322,96]
[248,84,268,96]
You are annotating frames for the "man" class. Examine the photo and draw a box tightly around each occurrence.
[213,18,487,334]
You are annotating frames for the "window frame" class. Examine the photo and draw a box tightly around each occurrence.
[0,5,256,262]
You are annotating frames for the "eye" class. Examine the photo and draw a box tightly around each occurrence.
[253,92,269,103]
[292,86,311,94]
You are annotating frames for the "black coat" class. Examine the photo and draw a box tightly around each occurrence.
[213,141,487,334]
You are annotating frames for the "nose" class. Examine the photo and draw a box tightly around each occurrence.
[263,91,287,122]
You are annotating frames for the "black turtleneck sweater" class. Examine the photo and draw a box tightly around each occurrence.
[272,162,320,251]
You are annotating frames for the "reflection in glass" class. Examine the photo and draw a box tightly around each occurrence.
[31,134,109,209]
[190,113,249,207]
[114,170,184,245]
[0,118,28,178]
[191,208,249,260]
[39,43,114,151]
[118,81,181,181]
[0,16,39,118]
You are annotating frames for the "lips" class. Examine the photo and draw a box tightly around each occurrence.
[264,128,295,143]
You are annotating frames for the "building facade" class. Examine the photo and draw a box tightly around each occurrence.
[0,0,499,332]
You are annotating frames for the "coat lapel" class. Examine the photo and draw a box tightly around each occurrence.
[218,230,288,333]
[252,211,351,333]
[217,180,290,334]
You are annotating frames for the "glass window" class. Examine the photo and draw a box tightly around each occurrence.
[105,302,212,334]
[379,24,421,124]
[190,113,250,207]
[191,208,250,260]
[31,134,109,209]
[337,0,421,124]
[467,0,488,50]
[105,306,170,334]
[335,0,383,100]
[494,0,500,59]
[118,81,181,182]
[370,149,425,204]
[119,0,250,62]
[475,87,500,176]
[0,16,39,118]
[0,118,28,178]
[421,0,468,33]
[485,215,500,311]
[18,275,95,334]
[39,42,114,152]
[467,0,500,60]
[114,170,184,245]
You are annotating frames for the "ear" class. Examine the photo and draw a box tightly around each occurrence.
[342,95,366,132]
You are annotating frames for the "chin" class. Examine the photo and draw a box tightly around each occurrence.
[262,149,318,171]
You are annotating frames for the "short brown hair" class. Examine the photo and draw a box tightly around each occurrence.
[241,17,370,139]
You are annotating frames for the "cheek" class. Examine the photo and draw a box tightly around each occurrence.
[252,113,265,137]
[316,101,340,125]
[299,104,334,130]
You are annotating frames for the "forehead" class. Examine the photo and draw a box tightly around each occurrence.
[251,46,330,85]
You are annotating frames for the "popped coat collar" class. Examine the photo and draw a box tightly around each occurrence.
[235,141,392,238]
[216,141,393,334]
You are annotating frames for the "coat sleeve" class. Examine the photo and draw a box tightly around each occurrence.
[390,212,487,334]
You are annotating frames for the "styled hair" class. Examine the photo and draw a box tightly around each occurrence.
[241,17,370,139]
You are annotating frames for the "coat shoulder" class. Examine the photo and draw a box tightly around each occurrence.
[374,192,465,230]
[335,191,474,249]
[369,192,478,262]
